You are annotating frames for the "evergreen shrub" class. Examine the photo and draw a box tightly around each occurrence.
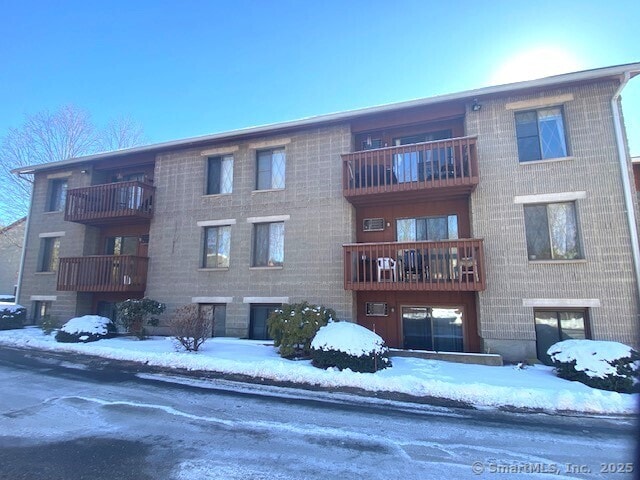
[0,304,26,330]
[310,321,391,373]
[267,302,335,358]
[548,340,640,394]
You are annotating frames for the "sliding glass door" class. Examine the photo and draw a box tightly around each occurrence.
[402,306,463,352]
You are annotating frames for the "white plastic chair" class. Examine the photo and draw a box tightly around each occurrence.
[377,257,397,282]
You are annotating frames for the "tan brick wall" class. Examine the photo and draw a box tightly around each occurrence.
[18,168,93,325]
[466,80,640,359]
[0,220,24,295]
[146,124,355,336]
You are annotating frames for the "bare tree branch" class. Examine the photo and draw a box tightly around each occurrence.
[0,105,146,224]
[100,116,146,151]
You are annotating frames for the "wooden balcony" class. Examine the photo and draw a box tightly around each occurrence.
[342,136,478,204]
[343,239,485,291]
[65,181,155,225]
[57,255,149,292]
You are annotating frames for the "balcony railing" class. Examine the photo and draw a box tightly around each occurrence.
[57,255,149,292]
[342,136,478,201]
[343,239,485,291]
[65,181,155,225]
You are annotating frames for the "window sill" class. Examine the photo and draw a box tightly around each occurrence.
[42,210,64,215]
[251,188,285,194]
[249,266,283,270]
[519,156,575,166]
[198,267,229,272]
[34,271,56,275]
[202,193,232,199]
[528,259,587,265]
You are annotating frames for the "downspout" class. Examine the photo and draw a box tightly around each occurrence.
[15,177,35,306]
[611,71,640,306]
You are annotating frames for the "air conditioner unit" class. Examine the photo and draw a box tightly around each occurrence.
[363,218,385,232]
[365,302,388,317]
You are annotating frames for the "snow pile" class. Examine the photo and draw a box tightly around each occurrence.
[0,328,637,414]
[311,321,386,356]
[548,340,638,379]
[0,302,26,330]
[60,315,113,336]
[0,302,24,314]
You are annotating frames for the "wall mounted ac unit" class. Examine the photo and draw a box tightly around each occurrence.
[365,302,388,316]
[363,218,385,232]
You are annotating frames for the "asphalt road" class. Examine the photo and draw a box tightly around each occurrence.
[0,347,637,480]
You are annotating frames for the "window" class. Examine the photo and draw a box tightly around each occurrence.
[207,155,233,195]
[402,306,463,352]
[39,237,60,272]
[393,130,452,182]
[396,215,458,241]
[105,236,139,256]
[97,301,119,324]
[515,107,567,162]
[256,148,285,190]
[33,301,51,325]
[534,310,588,365]
[47,179,68,211]
[202,226,231,268]
[198,304,226,337]
[253,222,284,267]
[524,202,581,260]
[249,304,280,340]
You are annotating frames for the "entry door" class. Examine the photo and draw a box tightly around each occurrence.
[97,301,118,324]
[198,304,227,337]
[402,306,464,352]
[402,307,433,350]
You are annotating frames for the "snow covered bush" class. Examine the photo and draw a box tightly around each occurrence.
[548,340,640,394]
[116,298,165,339]
[268,302,335,358]
[55,315,117,343]
[169,304,212,352]
[310,321,391,373]
[0,302,26,330]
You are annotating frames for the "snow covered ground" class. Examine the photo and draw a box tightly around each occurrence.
[0,327,637,415]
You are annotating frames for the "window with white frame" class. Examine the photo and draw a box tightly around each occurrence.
[47,178,68,211]
[252,222,284,267]
[515,107,568,162]
[203,226,231,268]
[534,309,588,365]
[39,237,60,272]
[523,202,581,260]
[256,148,285,190]
[207,155,233,195]
[396,215,458,241]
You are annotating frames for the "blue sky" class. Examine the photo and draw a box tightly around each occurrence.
[1,0,639,155]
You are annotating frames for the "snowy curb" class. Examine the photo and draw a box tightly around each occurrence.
[0,328,638,416]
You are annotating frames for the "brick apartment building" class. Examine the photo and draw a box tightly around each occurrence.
[14,63,640,363]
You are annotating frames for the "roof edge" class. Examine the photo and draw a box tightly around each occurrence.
[13,61,640,175]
